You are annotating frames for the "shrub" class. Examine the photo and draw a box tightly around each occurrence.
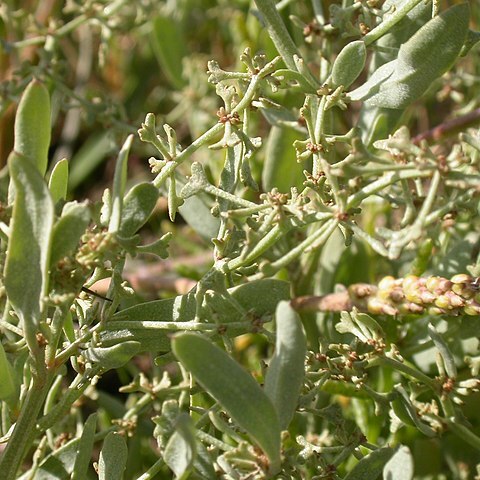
[1,1,480,478]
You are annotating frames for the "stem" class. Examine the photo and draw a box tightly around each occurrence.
[346,170,432,209]
[370,356,438,391]
[135,459,165,480]
[363,0,425,46]
[153,124,223,187]
[445,418,480,451]
[0,373,53,480]
[202,183,258,208]
[268,218,337,272]
[253,0,301,71]
[105,319,255,332]
[11,14,89,49]
[226,223,287,271]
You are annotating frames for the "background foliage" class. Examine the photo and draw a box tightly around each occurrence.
[1,0,480,479]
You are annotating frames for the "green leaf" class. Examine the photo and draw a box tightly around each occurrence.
[50,201,90,267]
[48,158,69,204]
[103,279,290,352]
[0,342,16,404]
[164,413,197,480]
[332,41,366,89]
[109,135,133,233]
[350,4,469,108]
[383,445,414,480]
[151,15,188,89]
[265,301,306,430]
[119,182,159,237]
[71,413,97,480]
[172,333,281,473]
[263,126,305,192]
[343,447,395,480]
[5,153,54,334]
[178,192,220,240]
[13,79,51,176]
[28,437,79,479]
[98,432,128,480]
[84,341,141,371]
[68,132,114,190]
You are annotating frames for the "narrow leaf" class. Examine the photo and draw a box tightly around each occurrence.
[98,432,128,480]
[71,413,97,480]
[151,15,188,89]
[172,333,281,472]
[14,79,51,176]
[68,132,113,190]
[263,126,305,191]
[265,301,306,430]
[48,159,69,203]
[0,342,16,403]
[5,153,54,334]
[109,135,133,233]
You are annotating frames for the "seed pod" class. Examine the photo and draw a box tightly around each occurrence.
[450,274,472,284]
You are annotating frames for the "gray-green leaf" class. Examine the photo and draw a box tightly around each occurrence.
[13,79,51,176]
[50,201,90,267]
[172,333,281,473]
[84,341,141,371]
[265,301,306,430]
[98,432,128,480]
[48,158,69,203]
[5,153,54,333]
[383,445,414,480]
[350,4,469,108]
[332,41,366,89]
[71,413,97,480]
[119,182,159,237]
[164,413,197,480]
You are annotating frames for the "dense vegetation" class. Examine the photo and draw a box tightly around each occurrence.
[1,0,480,478]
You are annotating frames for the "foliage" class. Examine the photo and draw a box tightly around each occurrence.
[1,0,480,479]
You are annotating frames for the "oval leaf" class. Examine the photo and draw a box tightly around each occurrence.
[98,432,127,480]
[48,159,69,204]
[119,182,159,237]
[50,201,90,267]
[14,79,51,176]
[5,153,54,333]
[265,301,306,430]
[332,41,366,89]
[172,333,281,472]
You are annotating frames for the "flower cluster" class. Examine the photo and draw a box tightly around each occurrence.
[349,274,480,316]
